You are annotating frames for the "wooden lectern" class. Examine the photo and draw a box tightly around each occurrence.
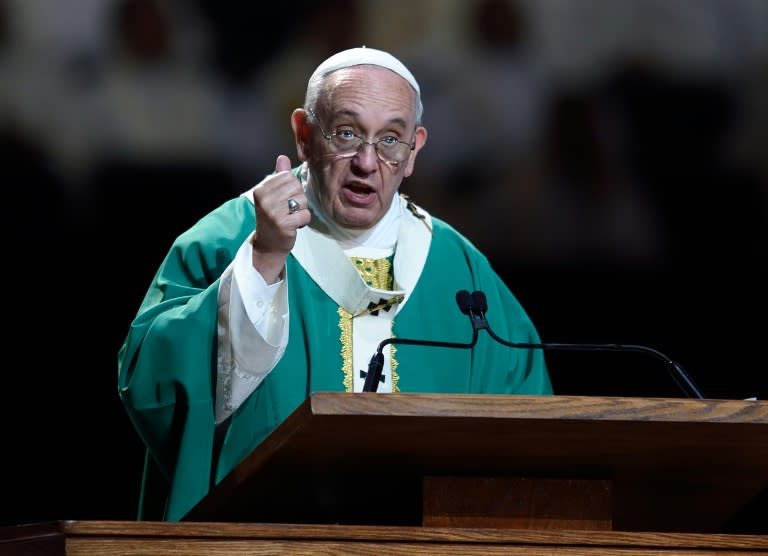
[185,393,768,532]
[3,393,767,555]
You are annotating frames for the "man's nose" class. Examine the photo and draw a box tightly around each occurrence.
[353,141,380,170]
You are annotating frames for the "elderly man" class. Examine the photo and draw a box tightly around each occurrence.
[118,47,552,522]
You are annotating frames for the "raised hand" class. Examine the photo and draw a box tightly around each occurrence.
[250,155,311,283]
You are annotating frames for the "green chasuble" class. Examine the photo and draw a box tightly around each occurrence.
[117,190,552,522]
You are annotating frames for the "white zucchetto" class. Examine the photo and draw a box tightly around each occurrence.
[308,46,420,96]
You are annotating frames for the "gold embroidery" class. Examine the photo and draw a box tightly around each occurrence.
[391,344,400,393]
[354,294,405,318]
[337,256,401,392]
[401,193,433,234]
[338,307,354,392]
[351,256,393,289]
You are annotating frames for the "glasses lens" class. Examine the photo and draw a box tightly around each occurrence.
[329,134,362,157]
[377,141,411,163]
[326,130,412,164]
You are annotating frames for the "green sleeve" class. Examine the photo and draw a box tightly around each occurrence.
[117,197,254,520]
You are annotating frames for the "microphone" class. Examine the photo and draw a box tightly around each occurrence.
[362,301,482,392]
[458,289,705,399]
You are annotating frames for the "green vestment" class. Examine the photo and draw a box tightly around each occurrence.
[117,192,552,521]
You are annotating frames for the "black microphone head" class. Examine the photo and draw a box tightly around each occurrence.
[456,290,473,314]
[471,290,488,313]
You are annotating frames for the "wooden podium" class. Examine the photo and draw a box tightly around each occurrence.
[185,393,768,532]
[3,393,768,555]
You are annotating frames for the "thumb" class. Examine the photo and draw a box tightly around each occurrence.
[275,154,292,173]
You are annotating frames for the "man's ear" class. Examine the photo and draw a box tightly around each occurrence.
[291,109,311,162]
[403,126,428,178]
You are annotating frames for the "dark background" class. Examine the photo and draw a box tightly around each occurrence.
[1,0,766,528]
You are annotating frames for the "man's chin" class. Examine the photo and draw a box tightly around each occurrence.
[337,209,379,230]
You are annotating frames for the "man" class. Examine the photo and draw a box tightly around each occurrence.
[118,47,553,522]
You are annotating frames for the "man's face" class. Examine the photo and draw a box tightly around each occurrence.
[295,66,427,229]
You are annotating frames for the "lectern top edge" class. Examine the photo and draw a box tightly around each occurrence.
[307,392,768,424]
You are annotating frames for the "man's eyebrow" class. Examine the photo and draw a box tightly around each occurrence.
[386,117,409,129]
[331,110,409,129]
[332,109,359,119]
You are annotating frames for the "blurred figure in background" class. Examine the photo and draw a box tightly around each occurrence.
[412,0,549,199]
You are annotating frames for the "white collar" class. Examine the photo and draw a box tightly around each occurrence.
[293,186,432,315]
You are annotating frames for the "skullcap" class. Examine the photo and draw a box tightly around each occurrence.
[308,46,420,96]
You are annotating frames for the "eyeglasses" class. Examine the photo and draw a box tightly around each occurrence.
[307,108,415,166]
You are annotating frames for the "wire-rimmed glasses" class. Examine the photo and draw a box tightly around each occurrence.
[307,108,415,166]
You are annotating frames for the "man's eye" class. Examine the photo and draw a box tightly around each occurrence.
[336,130,357,140]
[379,136,399,145]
